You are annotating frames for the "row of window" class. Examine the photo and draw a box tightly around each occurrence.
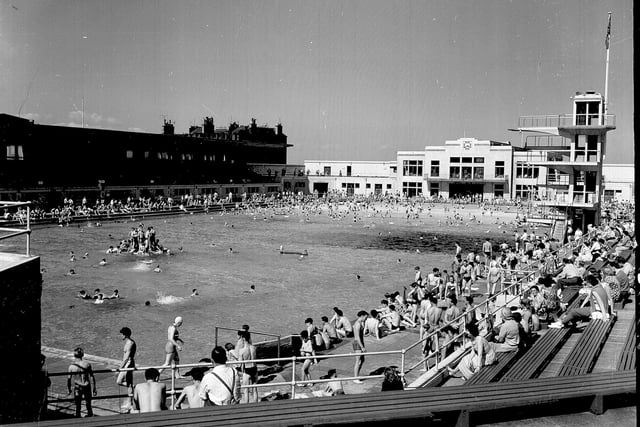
[515,184,538,199]
[402,160,422,176]
[428,159,504,178]
[450,157,484,164]
[340,183,393,190]
[6,145,24,160]
[125,150,231,163]
[515,162,539,179]
[450,166,484,180]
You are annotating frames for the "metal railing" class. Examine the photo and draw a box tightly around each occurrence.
[0,201,32,255]
[214,326,283,365]
[518,114,616,128]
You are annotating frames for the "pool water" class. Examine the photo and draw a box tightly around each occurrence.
[12,205,527,365]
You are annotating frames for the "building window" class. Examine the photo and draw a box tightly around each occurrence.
[346,165,352,177]
[474,157,484,164]
[126,150,134,159]
[462,157,472,163]
[495,161,504,178]
[341,183,346,188]
[516,162,539,179]
[494,183,504,198]
[144,151,150,159]
[6,145,23,160]
[450,166,461,179]
[430,160,440,177]
[462,166,472,180]
[374,184,382,195]
[402,160,423,176]
[386,184,392,189]
[474,167,484,179]
[429,182,439,197]
[450,157,460,163]
[366,183,371,189]
[402,182,422,197]
[515,184,538,200]
[324,166,331,176]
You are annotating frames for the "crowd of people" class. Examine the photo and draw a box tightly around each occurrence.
[34,197,635,418]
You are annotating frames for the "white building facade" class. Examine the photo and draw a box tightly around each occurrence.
[304,160,397,196]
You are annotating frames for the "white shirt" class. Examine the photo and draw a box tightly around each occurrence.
[199,365,238,405]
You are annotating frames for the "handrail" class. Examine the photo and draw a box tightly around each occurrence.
[0,201,31,255]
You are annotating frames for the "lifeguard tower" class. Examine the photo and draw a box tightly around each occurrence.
[511,91,616,230]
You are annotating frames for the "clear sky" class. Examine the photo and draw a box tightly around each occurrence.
[0,0,633,164]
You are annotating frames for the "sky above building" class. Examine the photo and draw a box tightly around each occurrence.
[0,0,633,164]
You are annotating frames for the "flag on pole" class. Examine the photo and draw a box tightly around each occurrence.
[605,12,611,49]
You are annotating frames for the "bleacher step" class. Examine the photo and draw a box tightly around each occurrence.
[592,296,635,373]
[539,333,581,378]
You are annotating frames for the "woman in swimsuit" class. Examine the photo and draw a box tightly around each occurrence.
[299,330,316,387]
[159,316,184,379]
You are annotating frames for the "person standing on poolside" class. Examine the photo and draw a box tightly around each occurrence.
[67,347,97,418]
[159,317,184,379]
[116,327,136,411]
[352,311,368,383]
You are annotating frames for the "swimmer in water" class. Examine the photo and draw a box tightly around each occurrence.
[229,248,233,253]
[243,285,256,294]
[153,265,162,273]
[106,289,120,299]
[190,289,199,297]
[99,259,107,266]
[76,290,92,300]
[82,252,89,259]
[144,301,151,306]
[94,293,105,304]
[67,268,76,276]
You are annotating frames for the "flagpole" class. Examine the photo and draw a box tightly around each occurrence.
[604,12,611,116]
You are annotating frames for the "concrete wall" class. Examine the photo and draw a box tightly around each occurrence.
[0,253,42,423]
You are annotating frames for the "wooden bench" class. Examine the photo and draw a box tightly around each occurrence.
[558,317,616,376]
[465,350,521,385]
[22,371,635,427]
[617,321,636,371]
[499,296,583,382]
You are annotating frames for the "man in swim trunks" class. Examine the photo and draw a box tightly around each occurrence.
[133,368,167,413]
[116,327,137,411]
[67,347,97,418]
[159,317,184,379]
[352,310,368,383]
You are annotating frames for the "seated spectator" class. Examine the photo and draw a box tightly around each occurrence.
[549,276,612,329]
[364,310,383,340]
[493,307,520,352]
[322,369,344,396]
[330,307,353,338]
[320,316,340,347]
[380,366,404,391]
[133,368,167,413]
[555,258,582,287]
[447,322,496,381]
[305,318,324,350]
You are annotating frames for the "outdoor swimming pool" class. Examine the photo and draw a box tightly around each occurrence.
[8,205,526,366]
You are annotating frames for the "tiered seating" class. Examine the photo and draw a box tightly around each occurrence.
[499,296,583,383]
[465,350,521,385]
[558,317,616,376]
[617,321,636,371]
[20,371,635,427]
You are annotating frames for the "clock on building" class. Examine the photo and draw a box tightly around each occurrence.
[463,141,472,150]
